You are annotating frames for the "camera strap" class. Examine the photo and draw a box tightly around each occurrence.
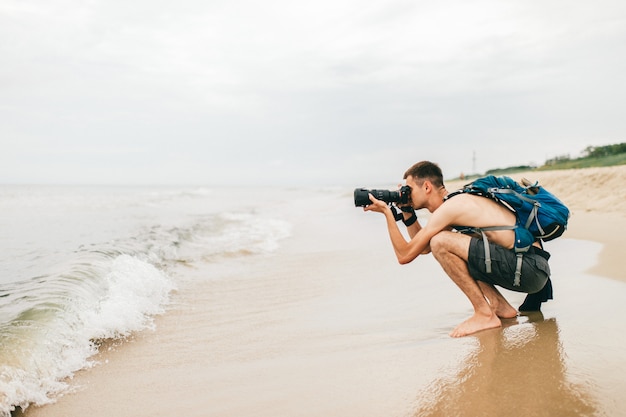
[391,206,418,226]
[390,206,404,222]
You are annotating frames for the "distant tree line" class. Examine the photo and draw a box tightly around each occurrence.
[582,143,626,158]
[545,142,626,166]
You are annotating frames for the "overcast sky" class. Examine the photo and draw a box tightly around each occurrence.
[1,0,625,186]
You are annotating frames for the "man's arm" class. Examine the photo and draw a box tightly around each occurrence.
[364,195,438,264]
[401,209,421,239]
[402,210,431,254]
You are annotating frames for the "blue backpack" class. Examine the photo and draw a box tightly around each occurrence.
[448,175,570,285]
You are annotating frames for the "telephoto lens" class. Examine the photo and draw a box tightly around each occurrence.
[354,185,411,207]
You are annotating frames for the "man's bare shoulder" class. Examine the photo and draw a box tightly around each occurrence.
[438,192,496,211]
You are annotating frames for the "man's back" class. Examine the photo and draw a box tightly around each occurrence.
[430,193,518,250]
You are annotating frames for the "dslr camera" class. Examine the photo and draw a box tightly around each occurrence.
[354,185,412,207]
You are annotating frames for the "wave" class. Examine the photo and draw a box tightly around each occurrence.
[0,254,174,416]
[0,209,291,416]
[189,212,292,259]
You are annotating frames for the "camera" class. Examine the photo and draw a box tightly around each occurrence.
[354,185,412,207]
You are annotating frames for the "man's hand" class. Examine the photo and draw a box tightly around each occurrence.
[395,182,414,211]
[363,193,391,214]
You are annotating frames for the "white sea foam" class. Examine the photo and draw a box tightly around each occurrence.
[79,254,176,339]
[191,212,292,258]
[0,255,175,416]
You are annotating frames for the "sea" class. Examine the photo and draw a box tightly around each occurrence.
[0,184,311,415]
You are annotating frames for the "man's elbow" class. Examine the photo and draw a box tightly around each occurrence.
[397,254,415,265]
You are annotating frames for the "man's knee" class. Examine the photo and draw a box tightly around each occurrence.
[429,231,451,259]
[430,231,470,261]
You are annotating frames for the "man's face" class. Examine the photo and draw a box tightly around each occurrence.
[405,176,426,210]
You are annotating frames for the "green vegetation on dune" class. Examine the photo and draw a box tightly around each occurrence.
[452,142,626,181]
[485,165,536,176]
[538,143,626,170]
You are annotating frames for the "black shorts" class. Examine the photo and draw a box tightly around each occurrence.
[467,237,551,293]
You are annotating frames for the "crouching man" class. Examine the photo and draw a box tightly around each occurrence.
[364,161,551,337]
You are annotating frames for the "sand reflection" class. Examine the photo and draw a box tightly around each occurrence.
[413,314,598,417]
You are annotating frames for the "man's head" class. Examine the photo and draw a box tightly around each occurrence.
[403,161,444,188]
[403,161,446,211]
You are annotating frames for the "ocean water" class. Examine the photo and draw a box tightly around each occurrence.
[0,184,304,415]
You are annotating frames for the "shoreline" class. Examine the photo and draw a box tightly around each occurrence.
[558,211,625,280]
[16,165,626,417]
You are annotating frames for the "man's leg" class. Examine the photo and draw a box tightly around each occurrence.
[476,281,518,319]
[429,231,501,337]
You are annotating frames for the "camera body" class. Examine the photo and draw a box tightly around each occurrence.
[354,185,412,207]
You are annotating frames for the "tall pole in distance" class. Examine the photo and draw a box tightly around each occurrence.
[472,150,476,174]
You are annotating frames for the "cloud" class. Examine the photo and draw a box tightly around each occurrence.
[1,0,625,185]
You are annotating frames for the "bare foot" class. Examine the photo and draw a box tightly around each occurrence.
[450,312,502,337]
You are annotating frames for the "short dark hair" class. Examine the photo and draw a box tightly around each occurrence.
[403,161,444,188]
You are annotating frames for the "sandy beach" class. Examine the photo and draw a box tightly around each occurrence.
[18,165,626,417]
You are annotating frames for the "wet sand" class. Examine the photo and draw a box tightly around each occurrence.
[19,165,626,417]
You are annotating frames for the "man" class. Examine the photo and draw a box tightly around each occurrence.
[364,161,551,337]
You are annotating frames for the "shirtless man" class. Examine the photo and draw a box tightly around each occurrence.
[364,161,551,337]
